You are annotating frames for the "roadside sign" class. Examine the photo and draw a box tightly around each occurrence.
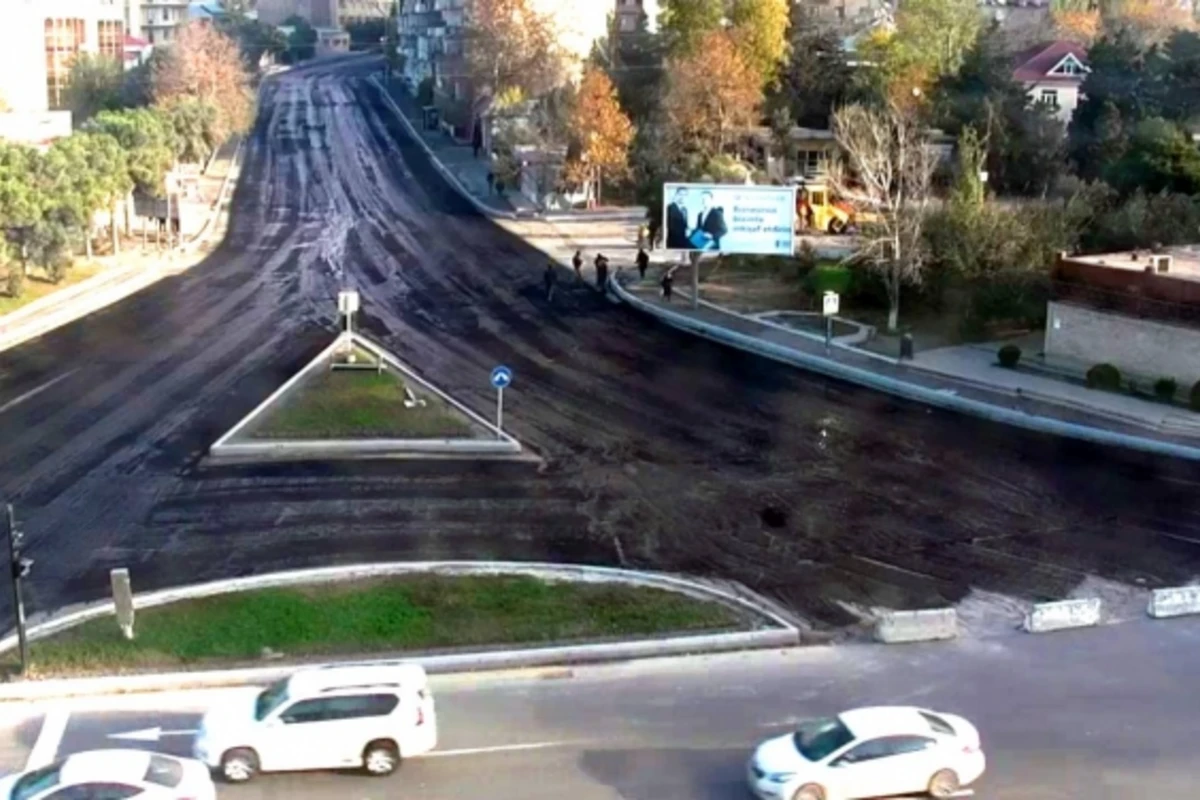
[490,365,513,389]
[823,291,840,317]
[338,290,360,314]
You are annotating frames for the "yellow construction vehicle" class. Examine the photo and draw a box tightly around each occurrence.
[791,180,874,235]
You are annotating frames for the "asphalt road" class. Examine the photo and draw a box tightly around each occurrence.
[2,57,1200,630]
[4,619,1199,798]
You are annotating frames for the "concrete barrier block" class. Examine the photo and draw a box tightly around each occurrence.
[1147,586,1200,619]
[1024,598,1101,633]
[874,609,958,644]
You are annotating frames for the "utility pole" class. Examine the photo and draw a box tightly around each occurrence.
[4,505,31,675]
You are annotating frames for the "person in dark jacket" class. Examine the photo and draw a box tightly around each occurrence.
[688,191,728,250]
[661,269,674,302]
[665,188,690,249]
[595,254,609,289]
[572,250,583,278]
[543,262,558,302]
[636,248,649,279]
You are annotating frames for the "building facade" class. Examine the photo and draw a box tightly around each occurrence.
[1012,40,1089,124]
[0,0,126,118]
[614,0,659,35]
[258,0,339,27]
[133,0,190,45]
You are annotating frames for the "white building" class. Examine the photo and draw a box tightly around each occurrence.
[1012,40,1090,125]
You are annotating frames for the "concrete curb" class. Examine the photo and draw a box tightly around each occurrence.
[209,331,521,461]
[1024,598,1102,633]
[608,274,1200,462]
[0,561,800,700]
[874,609,958,643]
[1147,586,1200,619]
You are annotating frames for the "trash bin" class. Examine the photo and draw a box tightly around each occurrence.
[899,333,915,361]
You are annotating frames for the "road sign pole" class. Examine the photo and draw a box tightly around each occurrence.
[496,386,504,437]
[825,316,832,354]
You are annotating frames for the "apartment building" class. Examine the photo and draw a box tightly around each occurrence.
[339,0,393,23]
[0,0,126,118]
[129,0,191,44]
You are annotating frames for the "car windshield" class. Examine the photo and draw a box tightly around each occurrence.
[793,717,855,762]
[254,678,290,721]
[143,753,184,788]
[12,763,63,800]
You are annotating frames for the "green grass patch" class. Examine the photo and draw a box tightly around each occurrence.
[0,263,103,316]
[29,575,744,676]
[251,366,474,439]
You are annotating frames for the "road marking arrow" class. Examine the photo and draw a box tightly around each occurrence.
[108,727,198,743]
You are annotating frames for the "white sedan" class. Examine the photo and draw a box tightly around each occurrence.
[0,750,217,800]
[748,706,985,800]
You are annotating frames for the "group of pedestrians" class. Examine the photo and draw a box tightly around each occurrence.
[542,241,671,304]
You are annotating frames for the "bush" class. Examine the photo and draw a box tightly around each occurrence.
[806,264,853,296]
[4,268,24,299]
[1154,378,1178,402]
[1087,363,1122,391]
[997,344,1021,368]
[1191,380,1200,411]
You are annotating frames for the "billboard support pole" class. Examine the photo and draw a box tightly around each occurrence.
[689,251,699,310]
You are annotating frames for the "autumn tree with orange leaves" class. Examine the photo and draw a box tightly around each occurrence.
[151,22,254,151]
[663,30,763,163]
[564,68,634,207]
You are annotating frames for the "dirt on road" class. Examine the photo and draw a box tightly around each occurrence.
[0,59,1198,633]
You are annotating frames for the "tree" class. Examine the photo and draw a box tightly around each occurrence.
[77,133,132,255]
[162,98,220,165]
[860,0,982,102]
[1105,117,1200,196]
[829,102,936,332]
[660,0,725,57]
[462,0,564,105]
[85,109,175,196]
[152,22,254,146]
[663,30,763,163]
[771,6,857,129]
[728,0,790,89]
[565,67,635,206]
[0,142,45,293]
[283,15,318,62]
[64,53,125,127]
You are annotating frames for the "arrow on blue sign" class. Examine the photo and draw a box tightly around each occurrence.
[490,366,513,389]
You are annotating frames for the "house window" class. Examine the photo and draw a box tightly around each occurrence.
[45,18,86,109]
[1039,89,1059,109]
[1048,55,1086,77]
[98,20,124,62]
[795,149,827,178]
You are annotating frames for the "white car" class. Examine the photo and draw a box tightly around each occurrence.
[193,662,437,783]
[748,706,985,800]
[0,749,216,800]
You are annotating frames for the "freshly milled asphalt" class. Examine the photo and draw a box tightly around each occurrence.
[1,57,1199,629]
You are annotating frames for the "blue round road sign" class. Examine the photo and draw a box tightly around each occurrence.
[490,366,513,389]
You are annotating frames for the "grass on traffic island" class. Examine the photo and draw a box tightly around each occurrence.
[249,351,475,440]
[27,575,746,677]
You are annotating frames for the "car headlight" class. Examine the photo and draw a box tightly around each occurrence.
[765,772,795,783]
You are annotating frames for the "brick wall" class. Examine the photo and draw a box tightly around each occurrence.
[1045,301,1200,383]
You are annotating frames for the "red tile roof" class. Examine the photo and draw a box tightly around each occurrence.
[124,34,151,49]
[1012,41,1089,84]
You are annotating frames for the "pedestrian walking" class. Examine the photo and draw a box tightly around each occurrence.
[637,224,647,251]
[572,249,583,278]
[661,270,674,302]
[543,261,558,302]
[486,171,495,195]
[595,254,609,289]
[648,217,662,251]
[636,248,649,280]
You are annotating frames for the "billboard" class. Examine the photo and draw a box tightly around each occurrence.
[662,183,796,256]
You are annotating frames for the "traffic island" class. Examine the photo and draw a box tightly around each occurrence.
[208,330,523,463]
[22,573,764,679]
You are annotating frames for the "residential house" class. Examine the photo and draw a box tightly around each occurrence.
[124,33,154,69]
[1012,40,1089,124]
[1047,248,1200,383]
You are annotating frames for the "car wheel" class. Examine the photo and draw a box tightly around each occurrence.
[363,740,400,776]
[828,218,846,235]
[929,768,961,797]
[792,783,825,800]
[220,748,259,783]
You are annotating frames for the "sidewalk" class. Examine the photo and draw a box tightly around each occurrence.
[614,267,1200,456]
[0,139,242,354]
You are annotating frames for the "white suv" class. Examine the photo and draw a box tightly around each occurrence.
[192,663,437,783]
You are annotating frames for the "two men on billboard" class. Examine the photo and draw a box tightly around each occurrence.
[665,186,728,252]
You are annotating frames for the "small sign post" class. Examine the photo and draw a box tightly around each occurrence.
[337,290,360,337]
[111,568,135,640]
[490,366,513,437]
[822,291,840,354]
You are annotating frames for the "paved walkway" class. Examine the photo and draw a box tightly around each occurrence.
[615,267,1200,447]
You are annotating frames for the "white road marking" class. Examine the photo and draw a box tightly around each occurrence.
[0,370,79,416]
[418,741,577,758]
[26,707,70,771]
[108,726,198,743]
